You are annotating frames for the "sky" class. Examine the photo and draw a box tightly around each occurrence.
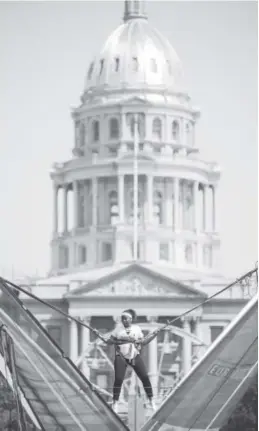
[0,1,257,279]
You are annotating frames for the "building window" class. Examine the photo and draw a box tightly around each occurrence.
[109,191,118,225]
[99,59,104,76]
[92,120,100,142]
[185,244,193,264]
[79,123,86,147]
[115,57,120,72]
[126,113,135,137]
[210,326,224,343]
[128,188,143,223]
[172,120,179,141]
[102,243,112,261]
[108,148,118,157]
[59,245,69,269]
[131,241,141,260]
[152,117,162,140]
[153,191,163,225]
[109,118,119,139]
[138,113,145,139]
[47,326,62,347]
[78,245,87,265]
[132,57,138,71]
[159,243,169,261]
[87,62,94,80]
[150,58,157,73]
[126,113,145,138]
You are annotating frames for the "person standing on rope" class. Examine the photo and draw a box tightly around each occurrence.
[106,309,158,414]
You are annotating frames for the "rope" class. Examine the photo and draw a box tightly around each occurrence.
[157,267,258,334]
[0,267,257,385]
[0,267,257,345]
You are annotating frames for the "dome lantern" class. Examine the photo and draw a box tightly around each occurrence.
[123,0,148,22]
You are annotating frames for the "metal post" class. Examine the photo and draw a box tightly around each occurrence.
[134,372,138,431]
[133,114,139,261]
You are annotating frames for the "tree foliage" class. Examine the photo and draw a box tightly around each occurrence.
[220,377,258,431]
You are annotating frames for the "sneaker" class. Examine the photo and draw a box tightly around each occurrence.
[112,401,119,414]
[149,399,156,411]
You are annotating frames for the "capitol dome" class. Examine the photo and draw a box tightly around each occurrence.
[84,0,184,94]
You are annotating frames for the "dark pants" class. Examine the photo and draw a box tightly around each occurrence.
[113,354,153,401]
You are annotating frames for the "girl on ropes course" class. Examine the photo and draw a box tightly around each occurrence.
[105,309,158,413]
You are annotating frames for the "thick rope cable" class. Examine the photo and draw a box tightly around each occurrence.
[0,267,257,345]
[0,266,257,392]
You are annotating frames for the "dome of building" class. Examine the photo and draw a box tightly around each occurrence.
[84,0,183,94]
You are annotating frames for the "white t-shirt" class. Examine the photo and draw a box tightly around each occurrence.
[112,324,144,360]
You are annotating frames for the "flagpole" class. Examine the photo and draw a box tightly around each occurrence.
[133,114,139,261]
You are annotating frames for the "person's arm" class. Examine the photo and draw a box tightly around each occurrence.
[135,327,144,351]
[90,328,134,344]
[140,329,159,346]
[105,335,134,345]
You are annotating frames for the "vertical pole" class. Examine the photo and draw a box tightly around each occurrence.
[134,372,137,431]
[133,114,139,261]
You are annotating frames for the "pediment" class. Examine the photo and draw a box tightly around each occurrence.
[68,264,206,298]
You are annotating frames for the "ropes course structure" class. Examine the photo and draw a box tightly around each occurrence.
[75,322,207,410]
[0,265,257,431]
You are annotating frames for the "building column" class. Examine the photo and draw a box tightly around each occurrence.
[173,178,180,231]
[194,317,206,360]
[165,179,173,227]
[53,184,58,234]
[118,174,125,224]
[70,319,79,362]
[80,317,91,379]
[181,317,192,375]
[194,181,200,233]
[147,316,158,398]
[83,180,88,227]
[73,180,78,229]
[119,113,128,153]
[92,177,98,226]
[212,184,217,232]
[147,174,153,224]
[63,185,68,232]
[203,184,209,232]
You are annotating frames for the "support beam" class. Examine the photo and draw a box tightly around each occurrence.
[182,317,192,375]
[70,320,78,363]
[80,317,90,379]
[147,316,158,398]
